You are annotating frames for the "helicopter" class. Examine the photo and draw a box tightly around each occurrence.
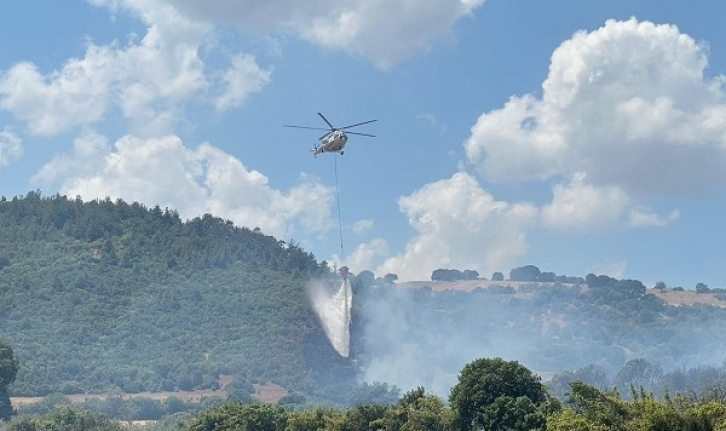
[284,112,376,156]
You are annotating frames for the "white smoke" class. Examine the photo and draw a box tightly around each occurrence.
[309,278,352,358]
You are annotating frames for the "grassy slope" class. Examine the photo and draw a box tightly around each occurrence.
[0,193,352,398]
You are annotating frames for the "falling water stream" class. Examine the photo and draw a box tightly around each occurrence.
[311,278,352,357]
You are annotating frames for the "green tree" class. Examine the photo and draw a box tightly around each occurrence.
[285,407,332,431]
[277,392,306,408]
[613,279,646,298]
[7,406,123,431]
[352,270,376,291]
[187,402,288,431]
[491,272,504,282]
[480,395,546,431]
[551,383,726,430]
[226,377,255,402]
[0,342,19,421]
[509,265,541,282]
[329,404,387,431]
[0,342,18,388]
[696,282,710,293]
[383,273,399,284]
[375,387,453,431]
[547,407,608,431]
[612,359,663,395]
[449,357,548,431]
[548,364,611,401]
[565,381,629,429]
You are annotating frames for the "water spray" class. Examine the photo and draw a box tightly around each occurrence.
[309,155,353,357]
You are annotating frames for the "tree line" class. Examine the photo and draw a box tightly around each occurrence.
[5,355,726,430]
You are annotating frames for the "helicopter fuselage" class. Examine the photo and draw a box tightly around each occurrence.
[284,112,375,157]
[313,130,348,155]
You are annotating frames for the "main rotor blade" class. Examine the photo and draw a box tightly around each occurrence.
[345,131,376,138]
[318,112,335,129]
[319,131,333,140]
[284,125,331,132]
[341,119,377,130]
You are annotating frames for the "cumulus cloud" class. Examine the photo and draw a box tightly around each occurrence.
[162,0,485,68]
[33,132,335,239]
[0,49,114,136]
[0,127,22,166]
[541,173,679,230]
[351,218,374,234]
[339,238,388,274]
[213,53,273,112]
[465,18,726,198]
[376,171,538,281]
[542,173,630,231]
[0,0,270,136]
[366,18,726,280]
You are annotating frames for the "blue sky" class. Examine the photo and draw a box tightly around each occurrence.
[1,0,725,288]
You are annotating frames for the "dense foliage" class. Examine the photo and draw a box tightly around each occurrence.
[449,358,551,431]
[0,192,352,398]
[4,191,726,416]
[0,343,18,420]
[430,269,479,281]
[5,406,123,431]
[9,358,726,431]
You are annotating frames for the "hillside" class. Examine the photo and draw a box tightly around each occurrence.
[397,280,726,308]
[4,192,726,405]
[0,192,354,399]
[352,275,726,396]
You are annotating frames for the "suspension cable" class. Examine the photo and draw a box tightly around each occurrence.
[333,152,344,259]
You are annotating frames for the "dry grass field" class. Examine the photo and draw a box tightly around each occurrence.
[11,375,288,407]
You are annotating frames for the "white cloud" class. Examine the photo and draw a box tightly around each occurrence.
[465,18,726,197]
[339,238,388,274]
[0,49,114,136]
[33,133,335,239]
[162,0,486,68]
[351,218,374,234]
[0,0,270,136]
[214,53,272,112]
[33,132,111,183]
[542,173,680,231]
[0,126,22,166]
[418,113,447,134]
[376,171,538,281]
[378,18,723,280]
[628,207,680,228]
[542,173,626,231]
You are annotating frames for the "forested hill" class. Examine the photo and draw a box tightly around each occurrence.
[0,192,352,398]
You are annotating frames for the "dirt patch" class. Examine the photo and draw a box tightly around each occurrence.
[396,280,576,300]
[251,383,288,403]
[12,388,227,407]
[11,377,289,407]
